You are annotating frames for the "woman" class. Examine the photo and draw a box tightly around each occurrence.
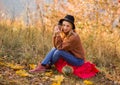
[29,15,85,73]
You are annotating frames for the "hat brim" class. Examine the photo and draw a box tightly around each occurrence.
[59,18,75,29]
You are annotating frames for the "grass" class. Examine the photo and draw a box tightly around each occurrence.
[0,24,52,64]
[0,22,120,85]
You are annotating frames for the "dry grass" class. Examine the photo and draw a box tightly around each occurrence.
[0,23,53,64]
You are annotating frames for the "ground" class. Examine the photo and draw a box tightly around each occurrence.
[0,57,120,85]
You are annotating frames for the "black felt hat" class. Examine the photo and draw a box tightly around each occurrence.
[58,15,75,29]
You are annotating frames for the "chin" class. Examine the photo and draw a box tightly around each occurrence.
[64,32,69,35]
[63,31,68,33]
[63,30,68,33]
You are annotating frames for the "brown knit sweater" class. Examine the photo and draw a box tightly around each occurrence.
[53,32,85,59]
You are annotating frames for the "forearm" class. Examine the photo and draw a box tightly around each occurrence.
[53,34,63,49]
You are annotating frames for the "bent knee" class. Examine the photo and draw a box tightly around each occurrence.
[54,50,63,55]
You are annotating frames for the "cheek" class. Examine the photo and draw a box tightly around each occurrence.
[63,28,71,32]
[63,27,68,31]
[66,27,71,31]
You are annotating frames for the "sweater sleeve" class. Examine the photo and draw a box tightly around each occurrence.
[53,34,78,51]
[53,35,63,49]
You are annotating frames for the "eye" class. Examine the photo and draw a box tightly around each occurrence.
[67,25,70,27]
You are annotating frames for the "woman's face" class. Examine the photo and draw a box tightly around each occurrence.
[62,21,73,33]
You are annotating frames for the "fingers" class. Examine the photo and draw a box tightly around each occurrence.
[54,25,61,33]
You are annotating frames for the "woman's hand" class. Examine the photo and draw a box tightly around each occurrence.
[54,25,61,33]
[54,25,61,36]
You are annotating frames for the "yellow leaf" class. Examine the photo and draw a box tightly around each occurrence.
[16,70,32,77]
[51,82,57,85]
[51,75,64,85]
[83,80,94,85]
[6,63,24,70]
[51,82,60,85]
[55,75,64,82]
[0,61,6,66]
[45,71,53,77]
[42,76,49,82]
[29,64,36,69]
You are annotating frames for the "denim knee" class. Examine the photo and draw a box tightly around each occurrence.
[52,50,62,63]
[54,50,62,56]
[51,47,57,51]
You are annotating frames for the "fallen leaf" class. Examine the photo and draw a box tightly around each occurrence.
[6,63,24,70]
[83,80,94,85]
[0,61,6,66]
[16,70,32,77]
[105,74,113,81]
[51,75,64,85]
[42,76,49,82]
[45,71,53,77]
[51,82,61,85]
[29,64,36,69]
[55,75,64,82]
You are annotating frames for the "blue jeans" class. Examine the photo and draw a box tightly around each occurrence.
[41,47,84,66]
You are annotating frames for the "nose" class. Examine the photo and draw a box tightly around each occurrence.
[63,25,67,30]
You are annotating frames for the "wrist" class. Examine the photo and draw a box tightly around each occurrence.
[54,31,61,36]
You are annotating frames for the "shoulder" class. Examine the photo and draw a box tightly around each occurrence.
[69,32,80,41]
[72,32,80,38]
